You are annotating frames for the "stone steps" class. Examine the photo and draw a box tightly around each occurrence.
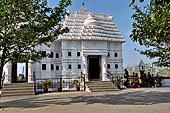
[1,83,35,97]
[1,92,35,97]
[86,80,119,92]
[90,89,119,92]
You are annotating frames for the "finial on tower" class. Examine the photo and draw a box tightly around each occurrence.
[80,0,87,12]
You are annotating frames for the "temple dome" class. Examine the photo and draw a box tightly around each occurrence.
[84,14,97,26]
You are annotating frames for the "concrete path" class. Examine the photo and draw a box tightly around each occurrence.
[0,88,170,113]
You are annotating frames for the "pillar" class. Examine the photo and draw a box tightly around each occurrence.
[4,63,12,84]
[28,60,34,83]
[101,55,107,81]
[82,54,88,81]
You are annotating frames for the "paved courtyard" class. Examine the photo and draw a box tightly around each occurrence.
[0,88,170,113]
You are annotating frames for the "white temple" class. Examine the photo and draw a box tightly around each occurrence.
[3,4,125,84]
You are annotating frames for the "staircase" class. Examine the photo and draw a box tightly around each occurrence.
[86,80,119,92]
[1,83,35,97]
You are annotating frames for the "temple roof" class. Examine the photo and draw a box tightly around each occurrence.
[138,60,145,67]
[58,10,125,42]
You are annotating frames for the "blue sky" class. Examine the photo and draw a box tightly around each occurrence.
[48,0,154,67]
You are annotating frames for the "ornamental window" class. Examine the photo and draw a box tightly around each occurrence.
[68,64,72,69]
[51,64,54,70]
[56,53,59,58]
[114,53,118,57]
[107,64,110,69]
[68,52,71,56]
[78,64,81,69]
[77,52,80,57]
[115,64,118,69]
[56,65,59,70]
[42,64,46,70]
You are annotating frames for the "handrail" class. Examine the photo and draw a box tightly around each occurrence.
[106,71,126,89]
[106,71,116,84]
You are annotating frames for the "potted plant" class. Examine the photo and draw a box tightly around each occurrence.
[131,77,139,88]
[40,79,52,93]
[115,76,121,89]
[73,80,80,91]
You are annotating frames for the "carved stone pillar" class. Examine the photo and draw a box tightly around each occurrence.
[101,55,107,81]
[4,63,12,84]
[82,54,88,81]
[28,60,34,83]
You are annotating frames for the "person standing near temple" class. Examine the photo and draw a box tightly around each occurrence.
[124,69,129,88]
[148,72,151,87]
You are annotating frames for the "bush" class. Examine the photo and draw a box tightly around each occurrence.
[40,79,53,89]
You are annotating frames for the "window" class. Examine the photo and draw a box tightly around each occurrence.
[77,52,80,57]
[68,52,71,56]
[42,64,46,70]
[51,64,54,70]
[68,64,72,69]
[115,64,118,69]
[56,53,59,58]
[50,52,53,58]
[114,53,118,57]
[107,52,110,57]
[78,64,81,69]
[107,64,110,69]
[56,65,59,70]
[41,51,46,57]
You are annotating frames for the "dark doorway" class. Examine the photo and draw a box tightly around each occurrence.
[12,62,28,83]
[88,57,100,80]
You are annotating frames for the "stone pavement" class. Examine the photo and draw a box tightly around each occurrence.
[0,88,170,113]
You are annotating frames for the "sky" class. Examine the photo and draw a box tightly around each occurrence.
[48,0,155,67]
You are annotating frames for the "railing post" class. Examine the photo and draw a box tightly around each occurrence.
[60,78,62,92]
[84,74,86,91]
[34,80,36,94]
[33,72,36,94]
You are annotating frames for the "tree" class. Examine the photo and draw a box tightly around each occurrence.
[130,0,170,67]
[0,0,71,88]
[158,67,170,77]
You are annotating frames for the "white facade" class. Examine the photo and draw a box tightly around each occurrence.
[33,8,125,81]
[3,6,125,84]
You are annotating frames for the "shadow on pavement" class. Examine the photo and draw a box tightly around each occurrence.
[0,90,170,109]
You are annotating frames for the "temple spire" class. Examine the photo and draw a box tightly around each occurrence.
[80,0,87,12]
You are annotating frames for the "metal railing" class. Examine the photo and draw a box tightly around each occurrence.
[106,71,126,88]
[106,71,116,84]
[34,74,86,93]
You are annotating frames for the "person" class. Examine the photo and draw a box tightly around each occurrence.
[135,73,138,77]
[132,72,135,77]
[124,69,129,88]
[148,72,151,87]
[145,73,149,87]
[150,74,155,87]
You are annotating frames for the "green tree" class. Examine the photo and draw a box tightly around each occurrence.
[130,0,170,67]
[0,0,71,88]
[158,67,170,76]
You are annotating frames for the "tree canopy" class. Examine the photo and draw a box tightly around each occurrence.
[0,0,71,88]
[130,0,170,67]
